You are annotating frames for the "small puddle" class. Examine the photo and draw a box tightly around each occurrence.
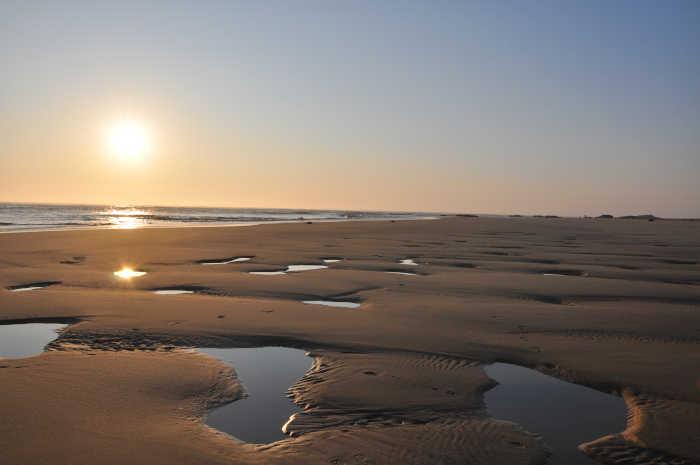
[0,323,66,359]
[303,300,360,308]
[322,258,343,263]
[200,257,252,265]
[7,281,60,292]
[10,286,47,292]
[400,259,418,266]
[286,264,327,272]
[386,271,417,276]
[541,270,586,277]
[249,264,327,275]
[484,363,627,465]
[154,289,194,295]
[199,346,311,444]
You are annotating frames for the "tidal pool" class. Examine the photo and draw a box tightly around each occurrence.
[9,285,47,292]
[400,258,418,266]
[484,363,627,465]
[286,264,327,272]
[200,257,252,265]
[249,264,327,275]
[7,281,60,292]
[0,323,66,359]
[303,300,360,308]
[153,289,194,295]
[199,346,311,444]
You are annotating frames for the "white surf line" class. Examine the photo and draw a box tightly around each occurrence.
[302,300,360,309]
[200,257,252,265]
[154,289,194,295]
[399,258,418,266]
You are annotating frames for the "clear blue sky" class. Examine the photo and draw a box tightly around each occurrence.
[1,0,698,216]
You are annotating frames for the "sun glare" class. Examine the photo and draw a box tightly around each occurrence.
[107,120,151,159]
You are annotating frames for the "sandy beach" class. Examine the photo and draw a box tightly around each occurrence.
[1,216,698,465]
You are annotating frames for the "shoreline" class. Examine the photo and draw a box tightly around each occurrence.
[0,215,441,235]
[3,212,698,235]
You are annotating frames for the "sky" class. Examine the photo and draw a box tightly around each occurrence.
[1,0,698,217]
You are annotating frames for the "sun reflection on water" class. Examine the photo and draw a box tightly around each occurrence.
[102,208,150,216]
[99,208,151,229]
[108,216,145,229]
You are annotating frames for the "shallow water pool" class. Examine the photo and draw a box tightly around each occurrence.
[199,346,311,444]
[0,323,66,359]
[303,300,360,308]
[249,264,328,275]
[286,264,327,272]
[200,257,252,265]
[484,362,627,465]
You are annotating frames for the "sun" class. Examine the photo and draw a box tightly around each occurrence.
[106,120,151,159]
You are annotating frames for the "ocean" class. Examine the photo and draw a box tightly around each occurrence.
[0,203,435,232]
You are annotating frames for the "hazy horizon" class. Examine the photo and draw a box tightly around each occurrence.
[0,199,689,219]
[2,1,699,217]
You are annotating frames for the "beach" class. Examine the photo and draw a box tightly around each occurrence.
[1,216,699,465]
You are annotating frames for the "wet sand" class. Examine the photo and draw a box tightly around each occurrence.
[1,217,699,465]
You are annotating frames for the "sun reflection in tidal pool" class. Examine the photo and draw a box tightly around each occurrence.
[114,267,147,279]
